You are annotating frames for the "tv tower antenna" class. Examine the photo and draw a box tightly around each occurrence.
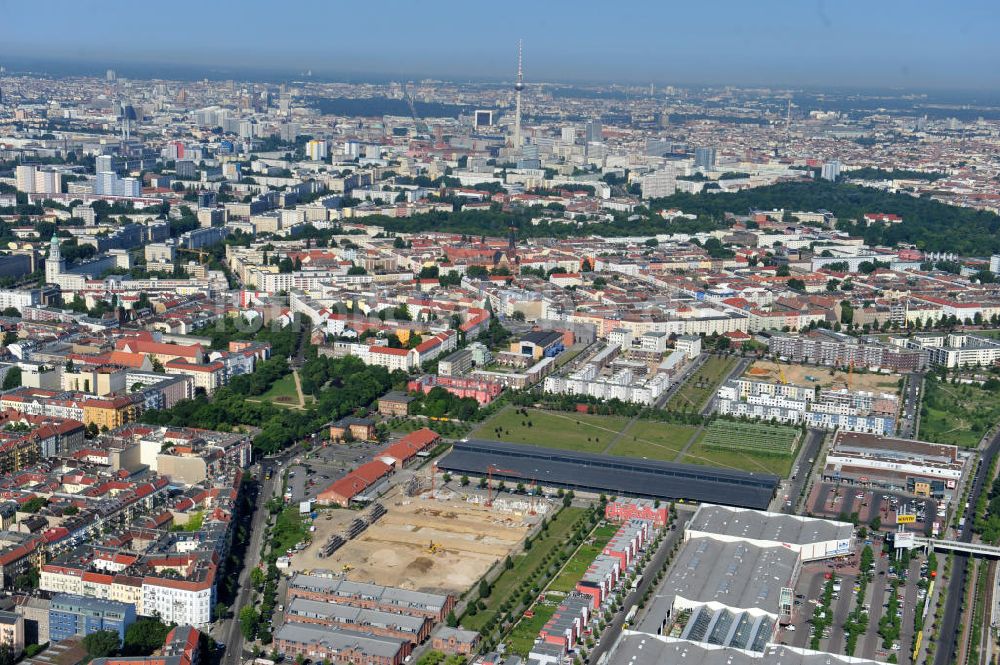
[511,40,525,150]
[785,98,792,134]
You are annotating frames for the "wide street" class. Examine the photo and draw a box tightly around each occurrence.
[933,430,1000,665]
[215,448,297,665]
[588,507,694,664]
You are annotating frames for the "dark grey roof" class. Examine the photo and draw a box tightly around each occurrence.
[275,624,406,658]
[518,330,563,347]
[438,440,777,509]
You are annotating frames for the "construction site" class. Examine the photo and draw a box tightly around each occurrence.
[287,477,551,595]
[745,359,902,396]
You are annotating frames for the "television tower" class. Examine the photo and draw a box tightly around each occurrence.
[511,40,525,150]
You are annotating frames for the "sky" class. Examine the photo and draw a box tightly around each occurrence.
[3,0,999,90]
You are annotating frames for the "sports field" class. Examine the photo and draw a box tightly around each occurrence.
[665,356,739,412]
[699,420,799,455]
[682,433,797,478]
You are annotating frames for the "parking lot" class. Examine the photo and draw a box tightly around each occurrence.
[282,439,389,503]
[806,484,943,536]
[778,537,930,663]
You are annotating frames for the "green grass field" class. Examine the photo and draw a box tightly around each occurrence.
[461,506,586,632]
[665,356,739,413]
[682,436,796,477]
[506,596,561,656]
[248,372,310,408]
[919,378,1000,447]
[548,523,621,592]
[700,420,799,455]
[471,407,629,453]
[607,421,699,461]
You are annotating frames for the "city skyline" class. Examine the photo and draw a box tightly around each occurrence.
[3,0,1000,90]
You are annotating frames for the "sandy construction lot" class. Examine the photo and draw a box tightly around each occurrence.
[291,486,542,594]
[745,360,901,396]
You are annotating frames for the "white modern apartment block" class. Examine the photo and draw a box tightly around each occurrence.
[544,364,670,405]
[715,379,897,435]
[141,580,213,627]
[0,289,41,312]
[895,333,1000,369]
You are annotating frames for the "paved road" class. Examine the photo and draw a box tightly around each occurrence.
[898,373,923,439]
[773,428,825,513]
[588,509,693,665]
[215,442,307,665]
[217,465,280,665]
[860,550,892,659]
[700,356,752,416]
[933,431,1000,665]
[656,353,708,409]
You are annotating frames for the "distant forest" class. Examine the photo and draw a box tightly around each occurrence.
[842,167,945,182]
[647,181,1000,255]
[358,181,1000,255]
[307,96,473,119]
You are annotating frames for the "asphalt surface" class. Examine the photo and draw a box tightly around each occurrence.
[654,352,708,409]
[700,356,752,416]
[897,373,923,439]
[215,444,304,665]
[588,508,693,665]
[774,428,825,513]
[216,465,280,665]
[933,431,1000,665]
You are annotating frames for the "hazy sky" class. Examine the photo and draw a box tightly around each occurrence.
[3,0,999,89]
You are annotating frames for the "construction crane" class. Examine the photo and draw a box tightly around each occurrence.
[178,247,211,264]
[486,464,518,507]
[778,358,788,386]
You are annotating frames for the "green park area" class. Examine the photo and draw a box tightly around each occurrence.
[472,407,701,461]
[507,521,622,656]
[506,595,562,656]
[461,506,586,632]
[548,523,622,592]
[606,421,699,461]
[665,355,739,413]
[246,372,310,409]
[919,377,1000,447]
[471,407,629,453]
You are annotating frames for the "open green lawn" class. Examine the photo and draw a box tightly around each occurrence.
[461,506,586,632]
[548,523,621,592]
[248,372,310,408]
[471,407,629,453]
[607,421,698,461]
[665,355,739,413]
[919,378,1000,447]
[506,596,561,656]
[682,433,797,478]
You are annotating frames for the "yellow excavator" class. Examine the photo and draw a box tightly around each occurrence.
[425,540,442,555]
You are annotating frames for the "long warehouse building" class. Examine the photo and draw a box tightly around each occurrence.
[438,440,778,509]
